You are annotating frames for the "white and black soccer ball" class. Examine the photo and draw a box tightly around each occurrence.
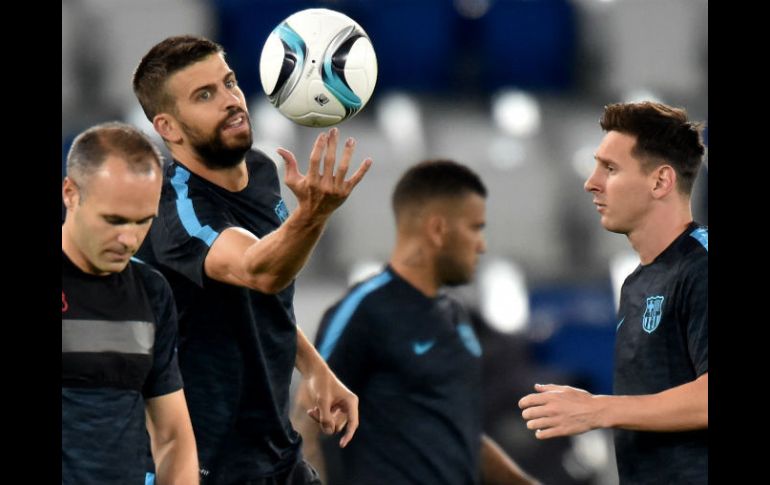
[259,8,378,127]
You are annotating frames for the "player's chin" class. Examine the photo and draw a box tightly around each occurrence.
[99,259,130,274]
[601,217,629,235]
[224,131,253,150]
[445,271,473,288]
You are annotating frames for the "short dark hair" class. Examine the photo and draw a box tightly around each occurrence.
[133,35,224,120]
[392,159,487,219]
[600,101,706,194]
[66,122,162,193]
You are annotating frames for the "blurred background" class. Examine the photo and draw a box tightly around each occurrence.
[62,0,708,483]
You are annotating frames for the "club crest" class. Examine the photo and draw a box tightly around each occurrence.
[642,296,665,333]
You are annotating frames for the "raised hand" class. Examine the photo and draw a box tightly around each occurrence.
[277,127,372,220]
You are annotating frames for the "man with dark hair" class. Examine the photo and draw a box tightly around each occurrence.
[307,160,538,484]
[519,101,708,483]
[132,35,370,484]
[62,122,198,484]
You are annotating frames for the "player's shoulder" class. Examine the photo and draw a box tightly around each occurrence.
[685,224,708,255]
[246,149,279,176]
[669,224,708,283]
[321,270,394,324]
[681,224,708,264]
[129,257,173,295]
[343,269,395,309]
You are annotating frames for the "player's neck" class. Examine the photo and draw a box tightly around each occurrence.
[171,146,248,192]
[390,243,440,298]
[628,201,693,265]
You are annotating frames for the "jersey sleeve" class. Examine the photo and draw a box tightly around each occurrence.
[314,298,376,392]
[681,255,708,376]
[138,264,184,398]
[149,174,235,288]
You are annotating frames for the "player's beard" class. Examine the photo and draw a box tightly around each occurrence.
[182,108,253,169]
[436,252,474,287]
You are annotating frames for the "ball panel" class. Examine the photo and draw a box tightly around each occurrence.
[258,33,285,95]
[344,38,377,106]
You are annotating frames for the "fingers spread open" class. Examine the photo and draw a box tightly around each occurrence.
[308,132,328,181]
[323,127,338,178]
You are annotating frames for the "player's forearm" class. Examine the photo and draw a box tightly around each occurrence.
[242,206,327,292]
[602,373,708,432]
[295,326,328,377]
[153,434,199,485]
[480,434,538,485]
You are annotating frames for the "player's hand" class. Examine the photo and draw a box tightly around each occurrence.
[277,127,372,220]
[518,383,600,439]
[303,365,360,447]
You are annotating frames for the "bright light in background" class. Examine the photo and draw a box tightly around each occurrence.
[479,259,530,334]
[610,251,640,312]
[348,260,385,286]
[571,144,597,180]
[454,0,492,19]
[623,88,663,104]
[492,90,541,138]
[376,92,426,162]
[563,429,613,481]
[488,136,526,170]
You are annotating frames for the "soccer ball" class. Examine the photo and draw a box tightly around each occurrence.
[259,8,378,127]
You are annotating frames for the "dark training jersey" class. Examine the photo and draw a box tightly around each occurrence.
[315,266,483,485]
[140,150,300,482]
[62,253,183,484]
[614,222,708,484]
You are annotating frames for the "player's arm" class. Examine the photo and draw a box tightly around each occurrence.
[145,389,199,485]
[295,326,359,447]
[519,372,708,439]
[480,434,540,485]
[291,379,327,481]
[204,128,371,293]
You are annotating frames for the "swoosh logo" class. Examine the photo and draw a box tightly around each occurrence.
[413,340,435,355]
[616,316,625,331]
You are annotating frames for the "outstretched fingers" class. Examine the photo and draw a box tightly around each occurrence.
[344,158,373,192]
[333,137,355,186]
[276,148,300,185]
[323,127,339,179]
[307,131,328,181]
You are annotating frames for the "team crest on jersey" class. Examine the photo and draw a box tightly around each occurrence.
[457,323,482,357]
[274,199,289,223]
[642,296,665,333]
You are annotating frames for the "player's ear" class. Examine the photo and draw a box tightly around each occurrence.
[153,113,183,144]
[62,176,80,209]
[651,164,676,199]
[426,213,447,248]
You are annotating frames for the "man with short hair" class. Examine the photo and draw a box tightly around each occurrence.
[62,122,198,484]
[309,160,538,485]
[132,35,370,484]
[519,101,708,483]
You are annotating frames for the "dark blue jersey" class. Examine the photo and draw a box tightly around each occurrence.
[614,222,708,484]
[61,253,183,484]
[140,150,300,482]
[315,266,483,485]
